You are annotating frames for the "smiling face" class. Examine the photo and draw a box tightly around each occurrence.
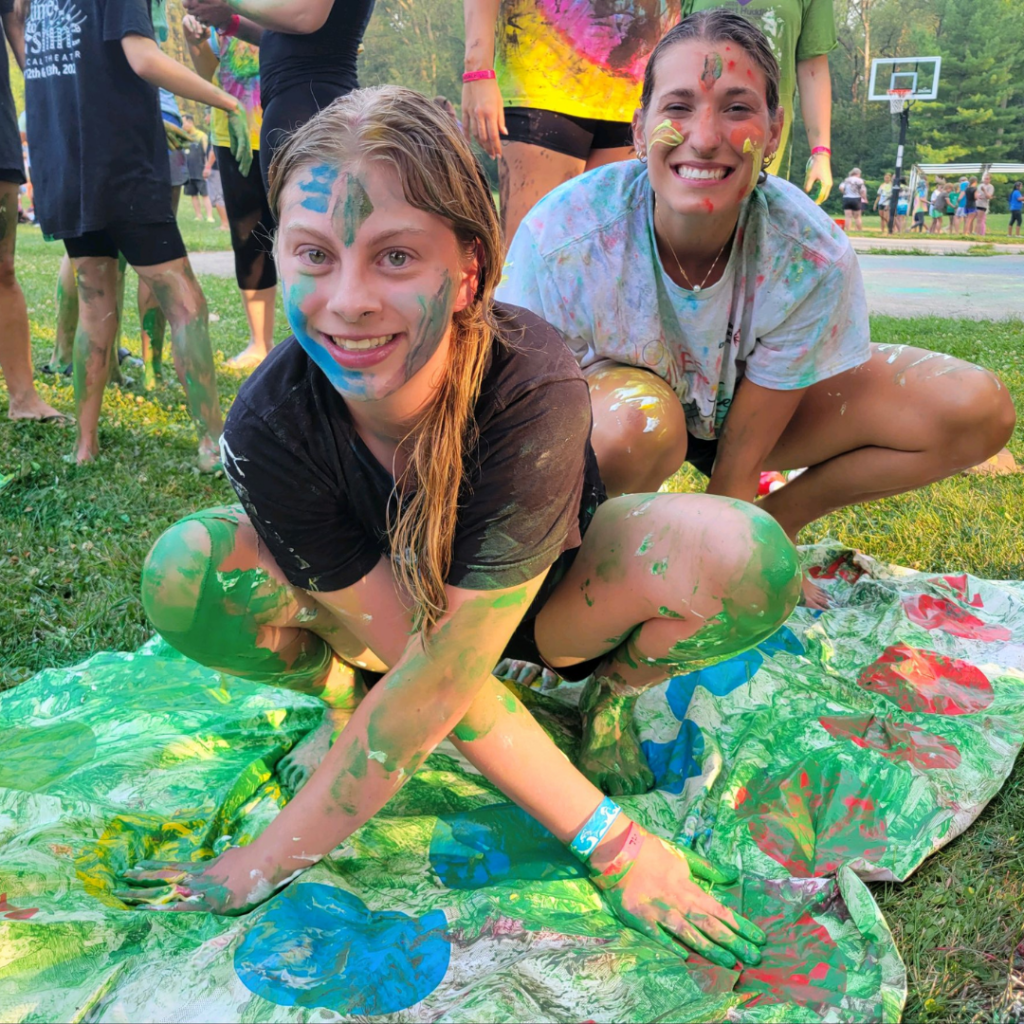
[276,160,479,403]
[635,37,782,216]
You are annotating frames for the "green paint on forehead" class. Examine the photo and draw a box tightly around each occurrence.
[334,173,375,247]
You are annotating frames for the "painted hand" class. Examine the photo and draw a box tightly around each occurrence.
[494,657,559,689]
[227,107,253,177]
[115,846,290,916]
[601,833,766,967]
[804,152,833,205]
[182,0,233,27]
[182,13,211,44]
[461,79,507,160]
[164,123,192,151]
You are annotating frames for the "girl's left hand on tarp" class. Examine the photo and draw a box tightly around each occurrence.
[115,846,280,916]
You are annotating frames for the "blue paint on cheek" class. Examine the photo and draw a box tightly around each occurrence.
[429,804,584,889]
[234,883,450,1014]
[284,279,369,399]
[297,163,337,214]
[641,720,705,794]
[665,648,764,721]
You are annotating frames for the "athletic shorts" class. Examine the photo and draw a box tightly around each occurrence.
[168,148,188,188]
[841,197,862,212]
[63,220,187,266]
[1011,210,1023,227]
[965,205,977,213]
[184,178,208,197]
[207,169,224,207]
[0,95,25,186]
[503,107,634,161]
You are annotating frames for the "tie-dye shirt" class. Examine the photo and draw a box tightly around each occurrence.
[497,160,869,440]
[210,33,262,151]
[497,1,681,122]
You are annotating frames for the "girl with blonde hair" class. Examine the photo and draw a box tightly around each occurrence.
[128,86,800,965]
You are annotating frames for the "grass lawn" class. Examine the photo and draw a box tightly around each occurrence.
[845,211,1022,246]
[2,210,1023,1022]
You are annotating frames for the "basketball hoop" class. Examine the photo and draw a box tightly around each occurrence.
[888,88,912,114]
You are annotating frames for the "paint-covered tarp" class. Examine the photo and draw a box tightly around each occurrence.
[2,545,1023,1023]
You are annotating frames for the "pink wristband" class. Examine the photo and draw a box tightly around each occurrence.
[462,69,497,83]
[811,146,831,155]
[220,14,241,38]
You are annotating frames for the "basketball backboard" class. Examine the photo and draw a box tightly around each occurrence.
[868,57,942,102]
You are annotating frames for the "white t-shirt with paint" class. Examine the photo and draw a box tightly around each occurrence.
[497,162,870,439]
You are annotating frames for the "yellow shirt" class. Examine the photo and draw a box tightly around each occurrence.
[496,1,681,122]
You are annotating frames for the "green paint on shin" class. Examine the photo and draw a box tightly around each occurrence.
[142,508,332,690]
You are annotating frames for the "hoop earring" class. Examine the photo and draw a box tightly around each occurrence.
[757,169,768,185]
[637,150,648,164]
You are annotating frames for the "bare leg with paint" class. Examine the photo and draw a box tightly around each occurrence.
[142,507,378,793]
[536,493,801,794]
[0,181,68,422]
[49,254,78,373]
[137,278,166,391]
[135,258,223,470]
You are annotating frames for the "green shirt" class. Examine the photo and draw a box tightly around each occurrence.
[683,0,837,180]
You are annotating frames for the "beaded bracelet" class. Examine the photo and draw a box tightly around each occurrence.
[588,821,645,890]
[810,145,832,156]
[568,797,621,861]
[462,69,497,83]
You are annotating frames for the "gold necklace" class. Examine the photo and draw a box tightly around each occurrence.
[656,200,732,293]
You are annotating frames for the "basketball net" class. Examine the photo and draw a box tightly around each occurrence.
[888,88,911,115]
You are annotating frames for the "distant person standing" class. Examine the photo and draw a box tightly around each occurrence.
[975,173,994,237]
[873,172,892,233]
[964,177,978,234]
[1009,181,1022,237]
[839,167,865,231]
[911,181,927,232]
[0,0,69,423]
[929,179,945,234]
[945,178,962,234]
[183,0,376,189]
[183,113,216,222]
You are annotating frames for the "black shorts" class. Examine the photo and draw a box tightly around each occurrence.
[63,220,187,266]
[184,178,208,197]
[1011,210,1023,227]
[841,197,862,212]
[503,107,634,161]
[216,144,277,291]
[0,95,25,186]
[260,80,352,191]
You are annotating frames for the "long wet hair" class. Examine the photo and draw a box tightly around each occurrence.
[268,86,504,634]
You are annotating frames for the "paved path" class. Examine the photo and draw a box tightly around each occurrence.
[850,236,1024,256]
[856,253,1023,319]
[190,249,1024,320]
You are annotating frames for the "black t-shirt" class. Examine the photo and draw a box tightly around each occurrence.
[965,186,977,206]
[221,305,605,630]
[0,0,24,182]
[186,133,207,180]
[259,0,375,107]
[23,0,171,238]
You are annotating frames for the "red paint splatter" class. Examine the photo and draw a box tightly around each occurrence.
[702,198,715,213]
[857,645,994,715]
[0,893,38,920]
[743,912,847,1008]
[734,762,888,877]
[930,574,985,608]
[819,714,961,769]
[902,594,1010,641]
[727,60,736,70]
[808,553,865,584]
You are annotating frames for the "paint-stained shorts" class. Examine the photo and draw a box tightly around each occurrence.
[63,221,187,266]
[503,107,634,161]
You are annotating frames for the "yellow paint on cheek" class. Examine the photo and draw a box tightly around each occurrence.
[650,119,685,149]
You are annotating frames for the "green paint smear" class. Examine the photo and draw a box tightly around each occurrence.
[335,173,374,247]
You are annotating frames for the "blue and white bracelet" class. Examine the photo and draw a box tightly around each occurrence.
[569,796,622,862]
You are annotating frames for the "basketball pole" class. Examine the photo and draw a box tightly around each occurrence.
[888,103,910,235]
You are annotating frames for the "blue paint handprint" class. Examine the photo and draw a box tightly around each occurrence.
[234,884,450,1014]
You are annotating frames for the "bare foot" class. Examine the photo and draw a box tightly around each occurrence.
[197,438,221,474]
[577,676,654,796]
[278,706,354,796]
[801,573,830,610]
[75,437,100,464]
[225,345,271,371]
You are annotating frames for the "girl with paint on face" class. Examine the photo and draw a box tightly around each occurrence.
[499,10,1015,610]
[129,87,803,966]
